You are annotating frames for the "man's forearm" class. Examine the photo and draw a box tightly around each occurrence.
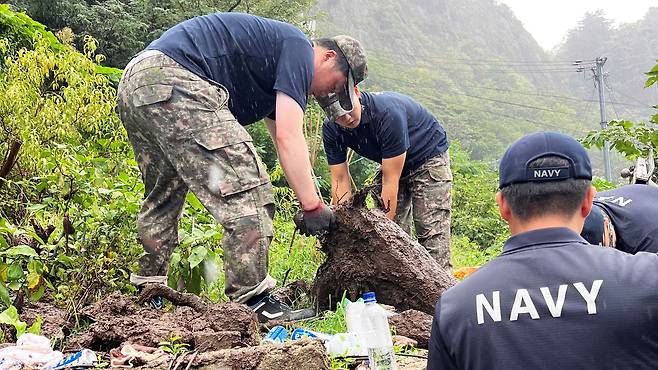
[332,176,352,205]
[277,134,320,209]
[381,180,399,220]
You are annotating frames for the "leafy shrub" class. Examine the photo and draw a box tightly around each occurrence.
[450,141,509,249]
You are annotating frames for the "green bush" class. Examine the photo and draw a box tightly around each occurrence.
[450,141,509,249]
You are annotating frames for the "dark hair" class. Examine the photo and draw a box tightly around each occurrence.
[312,38,350,77]
[500,156,591,220]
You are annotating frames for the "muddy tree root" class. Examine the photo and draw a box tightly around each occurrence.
[143,339,330,370]
[137,284,207,312]
[312,191,457,315]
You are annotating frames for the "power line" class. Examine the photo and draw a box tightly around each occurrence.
[409,90,565,130]
[606,81,655,108]
[373,75,579,117]
[368,59,650,108]
[367,54,594,74]
[367,50,597,67]
[581,87,598,122]
[459,84,650,108]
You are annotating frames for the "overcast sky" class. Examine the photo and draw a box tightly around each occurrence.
[496,0,657,51]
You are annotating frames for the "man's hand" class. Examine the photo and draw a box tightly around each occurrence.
[381,152,406,220]
[329,162,352,205]
[294,201,335,236]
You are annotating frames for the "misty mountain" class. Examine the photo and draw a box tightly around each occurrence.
[314,0,655,170]
[556,9,658,122]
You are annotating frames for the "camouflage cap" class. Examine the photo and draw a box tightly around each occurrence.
[317,35,368,122]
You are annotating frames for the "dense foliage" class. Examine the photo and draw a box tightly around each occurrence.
[10,0,317,67]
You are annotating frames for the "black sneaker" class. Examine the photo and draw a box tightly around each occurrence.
[246,292,316,323]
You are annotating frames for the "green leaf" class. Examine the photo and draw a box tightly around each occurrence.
[27,315,42,335]
[27,260,44,275]
[1,245,38,258]
[27,272,41,290]
[57,254,74,266]
[25,203,47,212]
[0,283,11,308]
[0,219,16,233]
[0,306,26,337]
[169,252,181,269]
[7,263,24,282]
[188,246,207,269]
[0,235,7,250]
[30,285,45,302]
[186,193,204,212]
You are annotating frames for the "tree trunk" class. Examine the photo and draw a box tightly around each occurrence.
[312,191,457,315]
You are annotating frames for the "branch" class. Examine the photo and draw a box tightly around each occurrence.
[137,284,207,312]
[226,0,242,12]
[0,140,21,181]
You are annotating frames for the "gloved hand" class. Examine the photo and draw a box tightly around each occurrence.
[294,201,335,236]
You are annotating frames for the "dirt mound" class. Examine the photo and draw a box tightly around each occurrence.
[312,190,457,314]
[64,291,259,353]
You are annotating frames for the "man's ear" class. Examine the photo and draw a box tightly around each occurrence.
[581,185,596,218]
[496,191,512,222]
[324,49,337,61]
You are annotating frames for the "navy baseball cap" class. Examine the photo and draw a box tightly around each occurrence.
[499,131,592,188]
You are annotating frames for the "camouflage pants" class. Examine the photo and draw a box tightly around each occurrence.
[116,52,275,301]
[374,152,453,270]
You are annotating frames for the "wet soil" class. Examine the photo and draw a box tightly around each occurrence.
[313,191,457,314]
[143,339,329,370]
[389,310,434,349]
[65,291,259,353]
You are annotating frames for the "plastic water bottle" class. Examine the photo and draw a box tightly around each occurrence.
[362,292,397,370]
[344,298,368,356]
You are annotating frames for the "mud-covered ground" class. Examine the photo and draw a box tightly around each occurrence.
[11,288,432,369]
[8,198,447,369]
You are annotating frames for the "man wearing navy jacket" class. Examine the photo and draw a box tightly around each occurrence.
[117,12,367,321]
[428,132,658,369]
[581,184,658,253]
[322,89,452,269]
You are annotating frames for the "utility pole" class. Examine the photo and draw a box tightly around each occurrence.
[593,57,612,181]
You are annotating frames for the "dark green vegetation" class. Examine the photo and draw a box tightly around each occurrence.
[9,0,316,68]
[0,2,655,351]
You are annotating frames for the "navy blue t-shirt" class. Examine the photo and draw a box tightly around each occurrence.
[322,91,448,176]
[594,184,658,254]
[147,13,313,126]
[428,227,658,370]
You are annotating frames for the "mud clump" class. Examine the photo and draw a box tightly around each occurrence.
[64,292,259,353]
[389,309,434,349]
[313,190,457,315]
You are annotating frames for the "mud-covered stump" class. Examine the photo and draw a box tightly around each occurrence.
[143,339,330,370]
[312,192,457,315]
